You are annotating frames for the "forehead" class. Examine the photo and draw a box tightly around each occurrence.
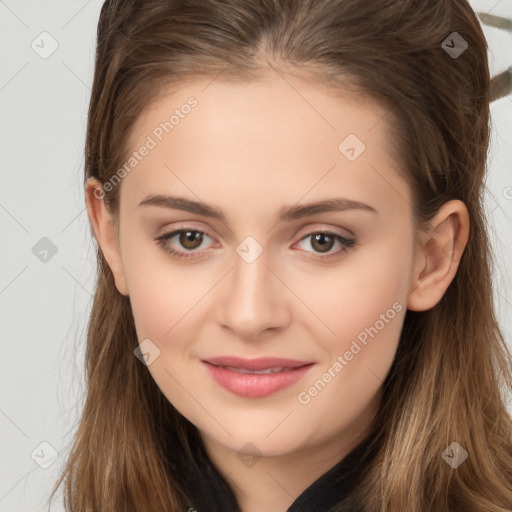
[120,75,410,222]
[127,74,392,155]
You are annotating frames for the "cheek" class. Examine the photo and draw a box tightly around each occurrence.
[119,233,190,343]
[124,258,204,404]
[307,237,411,338]
[126,268,196,346]
[297,235,412,405]
[292,247,409,437]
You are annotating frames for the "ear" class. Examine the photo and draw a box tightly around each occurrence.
[407,200,469,311]
[84,178,129,296]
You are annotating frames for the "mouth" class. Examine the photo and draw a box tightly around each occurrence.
[202,355,314,371]
[201,357,315,398]
[209,365,304,374]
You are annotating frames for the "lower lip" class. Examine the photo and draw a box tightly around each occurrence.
[202,361,315,398]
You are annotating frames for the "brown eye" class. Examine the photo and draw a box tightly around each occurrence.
[310,233,335,253]
[154,228,214,259]
[295,230,356,261]
[179,230,203,250]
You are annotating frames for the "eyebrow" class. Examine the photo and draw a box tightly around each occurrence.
[138,194,377,222]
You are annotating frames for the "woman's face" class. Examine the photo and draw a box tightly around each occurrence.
[93,74,422,459]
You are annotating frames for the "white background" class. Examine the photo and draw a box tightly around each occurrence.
[0,0,511,510]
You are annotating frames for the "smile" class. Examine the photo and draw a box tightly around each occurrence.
[201,361,315,398]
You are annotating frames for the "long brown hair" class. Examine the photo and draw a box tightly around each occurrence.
[48,0,512,510]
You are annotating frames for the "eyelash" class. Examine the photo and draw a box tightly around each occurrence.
[154,227,357,262]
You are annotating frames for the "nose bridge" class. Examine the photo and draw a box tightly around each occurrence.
[218,235,288,337]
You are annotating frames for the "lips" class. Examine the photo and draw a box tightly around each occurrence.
[201,356,315,398]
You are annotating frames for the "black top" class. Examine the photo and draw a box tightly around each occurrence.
[174,422,379,512]
[286,433,376,512]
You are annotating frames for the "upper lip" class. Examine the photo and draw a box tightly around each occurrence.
[202,356,314,371]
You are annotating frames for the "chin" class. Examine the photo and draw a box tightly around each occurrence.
[202,424,307,458]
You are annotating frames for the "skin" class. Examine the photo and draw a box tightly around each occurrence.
[85,71,469,512]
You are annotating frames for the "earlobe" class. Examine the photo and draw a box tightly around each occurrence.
[84,178,129,296]
[407,200,469,312]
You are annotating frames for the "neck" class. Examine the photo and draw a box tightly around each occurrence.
[199,410,377,512]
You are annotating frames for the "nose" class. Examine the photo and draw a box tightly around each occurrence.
[216,243,291,340]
